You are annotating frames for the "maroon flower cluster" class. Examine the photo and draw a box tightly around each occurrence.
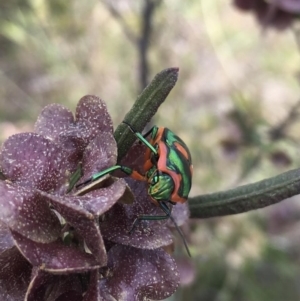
[0,95,190,300]
[233,0,300,30]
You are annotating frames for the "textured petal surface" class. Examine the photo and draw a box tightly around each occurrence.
[0,182,61,243]
[75,95,113,137]
[0,95,183,300]
[168,202,190,227]
[82,179,126,215]
[0,246,32,301]
[38,190,106,265]
[99,245,179,301]
[34,104,75,141]
[38,180,127,265]
[0,133,68,191]
[34,104,89,178]
[119,143,147,176]
[12,231,100,273]
[26,268,83,301]
[101,179,173,249]
[34,102,92,150]
[83,270,100,301]
[55,290,83,301]
[34,97,115,188]
[35,96,113,146]
[0,221,14,253]
[80,131,117,183]
[55,134,86,184]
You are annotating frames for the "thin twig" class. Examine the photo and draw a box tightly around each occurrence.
[269,98,300,141]
[101,1,137,44]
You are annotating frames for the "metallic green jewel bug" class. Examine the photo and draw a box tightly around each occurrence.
[77,122,193,256]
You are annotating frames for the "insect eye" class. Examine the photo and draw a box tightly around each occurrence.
[151,175,159,184]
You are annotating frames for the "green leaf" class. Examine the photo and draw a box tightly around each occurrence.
[114,67,179,161]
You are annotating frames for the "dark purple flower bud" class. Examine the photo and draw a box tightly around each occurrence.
[233,0,300,30]
[0,95,185,300]
[99,245,180,301]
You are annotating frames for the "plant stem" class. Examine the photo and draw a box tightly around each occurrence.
[189,168,300,218]
[114,67,179,161]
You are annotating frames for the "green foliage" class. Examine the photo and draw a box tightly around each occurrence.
[233,245,300,301]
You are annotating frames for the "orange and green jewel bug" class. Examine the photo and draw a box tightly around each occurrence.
[77,122,193,256]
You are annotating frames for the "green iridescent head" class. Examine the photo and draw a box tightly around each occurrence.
[148,171,175,202]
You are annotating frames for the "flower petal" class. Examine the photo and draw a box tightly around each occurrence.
[99,245,179,301]
[75,95,113,137]
[0,221,14,253]
[34,104,75,141]
[0,133,68,191]
[234,0,296,30]
[55,134,86,183]
[81,179,127,215]
[119,143,147,176]
[0,246,32,301]
[80,132,117,184]
[0,182,61,243]
[26,268,83,301]
[12,230,100,274]
[40,179,125,263]
[273,0,300,13]
[34,103,92,177]
[100,179,173,249]
[54,290,83,301]
[39,186,127,265]
[83,270,100,301]
[168,202,190,227]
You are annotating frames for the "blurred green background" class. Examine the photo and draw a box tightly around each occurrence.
[1,1,300,300]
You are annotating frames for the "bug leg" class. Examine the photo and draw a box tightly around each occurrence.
[123,122,154,139]
[129,214,169,234]
[122,122,154,138]
[76,165,146,189]
[129,201,191,257]
[122,122,157,155]
[129,201,173,234]
[160,202,191,257]
[142,126,155,139]
[75,165,121,189]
